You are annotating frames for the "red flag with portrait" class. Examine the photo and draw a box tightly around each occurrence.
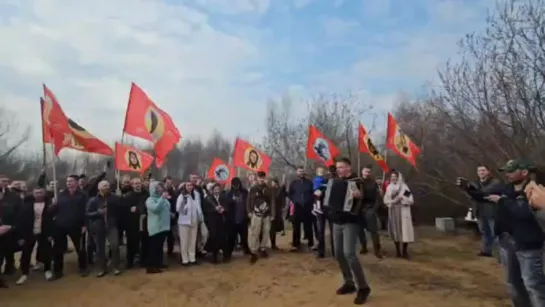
[115,143,154,173]
[207,158,234,184]
[123,83,181,167]
[386,113,421,166]
[358,123,389,172]
[306,125,339,166]
[232,138,271,173]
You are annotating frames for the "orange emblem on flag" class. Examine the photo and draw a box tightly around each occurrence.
[386,113,420,166]
[358,123,389,172]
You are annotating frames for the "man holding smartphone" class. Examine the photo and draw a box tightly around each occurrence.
[456,165,501,257]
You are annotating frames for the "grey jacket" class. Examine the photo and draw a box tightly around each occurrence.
[85,194,122,233]
[469,178,502,219]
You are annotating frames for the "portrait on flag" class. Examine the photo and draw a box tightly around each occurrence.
[125,150,143,171]
[312,137,331,161]
[213,164,230,181]
[244,148,263,170]
[394,129,411,157]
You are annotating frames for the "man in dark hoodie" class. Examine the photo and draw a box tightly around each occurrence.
[324,157,370,305]
[0,177,22,276]
[357,165,383,259]
[226,177,250,254]
[123,177,149,268]
[483,159,545,307]
[51,175,89,279]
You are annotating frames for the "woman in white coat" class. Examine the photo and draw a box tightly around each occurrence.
[383,171,415,259]
[176,182,203,265]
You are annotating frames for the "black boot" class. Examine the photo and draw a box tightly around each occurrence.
[371,233,383,259]
[402,243,410,259]
[394,242,401,258]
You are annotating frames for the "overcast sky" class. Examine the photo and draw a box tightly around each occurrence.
[0,0,496,152]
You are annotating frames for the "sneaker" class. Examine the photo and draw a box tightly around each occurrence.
[336,284,356,295]
[113,269,122,276]
[44,271,53,281]
[15,275,28,285]
[96,271,106,278]
[354,287,371,305]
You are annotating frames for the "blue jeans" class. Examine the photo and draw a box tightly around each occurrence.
[498,234,545,307]
[477,217,495,254]
[333,223,369,290]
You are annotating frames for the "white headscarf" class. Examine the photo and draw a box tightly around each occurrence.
[384,171,413,206]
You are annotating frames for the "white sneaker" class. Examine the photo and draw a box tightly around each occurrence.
[44,271,53,281]
[16,275,28,285]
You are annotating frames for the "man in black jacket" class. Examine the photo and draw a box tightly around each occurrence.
[325,157,370,305]
[86,180,123,277]
[15,186,55,285]
[226,177,250,254]
[123,178,149,268]
[51,175,89,279]
[0,178,22,276]
[163,177,177,257]
[288,166,314,251]
[358,165,383,259]
[484,159,545,307]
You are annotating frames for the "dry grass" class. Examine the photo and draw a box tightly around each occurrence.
[0,227,509,307]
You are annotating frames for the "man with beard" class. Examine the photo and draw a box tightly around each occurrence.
[247,171,275,263]
[163,177,177,258]
[483,159,545,307]
[0,176,21,276]
[51,175,89,279]
[358,165,383,259]
[226,177,250,254]
[86,180,123,277]
[123,178,149,269]
[288,166,314,251]
[15,186,55,285]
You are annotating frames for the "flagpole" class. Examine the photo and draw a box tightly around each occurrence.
[52,153,58,200]
[357,153,361,177]
[382,112,388,182]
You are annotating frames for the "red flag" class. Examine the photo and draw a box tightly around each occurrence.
[42,85,71,156]
[358,123,389,173]
[306,125,340,166]
[207,158,234,184]
[232,138,271,173]
[40,97,113,156]
[123,83,181,167]
[115,143,154,173]
[386,113,421,166]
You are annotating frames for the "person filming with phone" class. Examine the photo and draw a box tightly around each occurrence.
[456,165,502,258]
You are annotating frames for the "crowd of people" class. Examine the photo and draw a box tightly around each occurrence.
[2,156,545,305]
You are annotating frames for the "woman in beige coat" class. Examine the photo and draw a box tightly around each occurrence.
[383,171,415,259]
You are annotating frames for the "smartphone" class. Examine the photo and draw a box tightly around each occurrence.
[403,190,411,197]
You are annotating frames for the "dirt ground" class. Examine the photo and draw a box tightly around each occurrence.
[0,227,509,307]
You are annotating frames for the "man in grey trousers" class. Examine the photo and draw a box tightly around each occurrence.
[86,180,122,277]
[323,157,370,305]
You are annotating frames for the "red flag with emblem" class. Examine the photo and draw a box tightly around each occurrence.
[123,82,181,167]
[115,143,154,173]
[207,158,234,184]
[358,123,389,172]
[386,113,421,166]
[306,125,339,166]
[232,138,271,173]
